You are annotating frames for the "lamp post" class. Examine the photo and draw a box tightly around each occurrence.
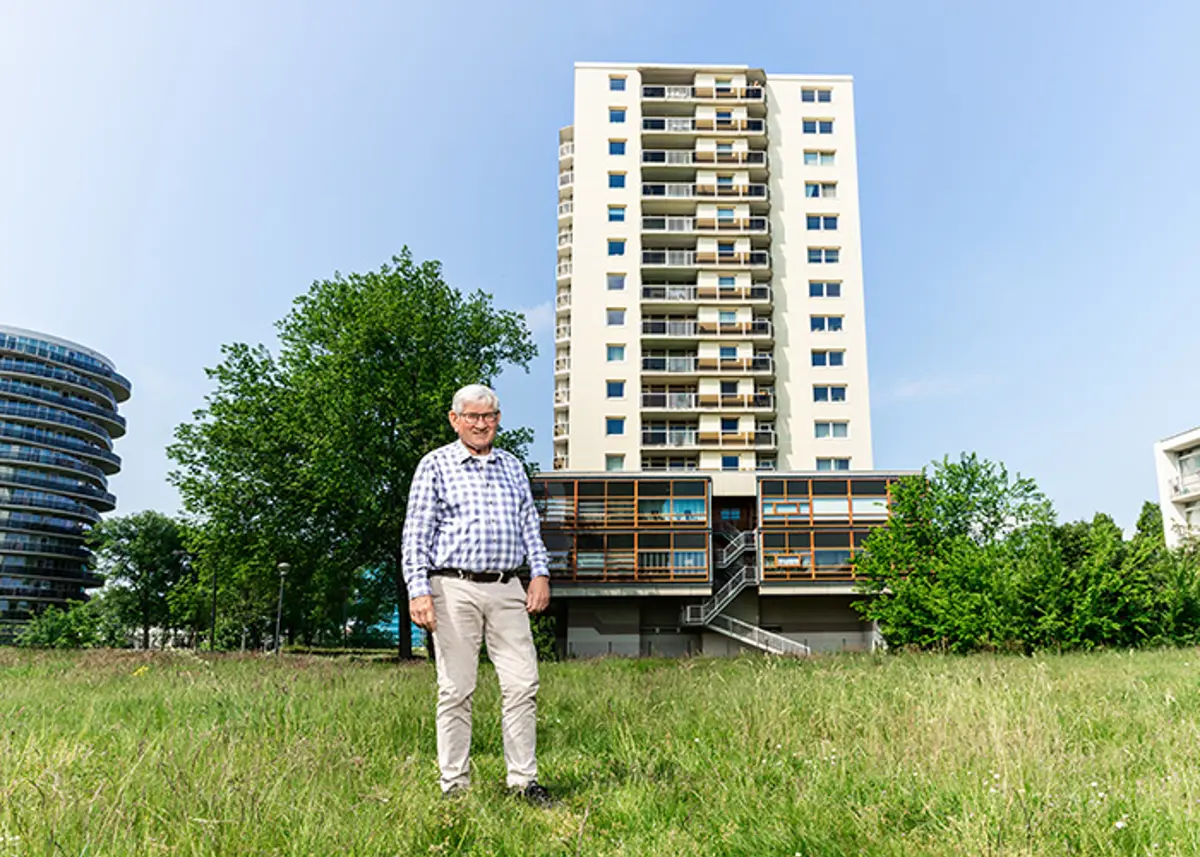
[275,562,290,656]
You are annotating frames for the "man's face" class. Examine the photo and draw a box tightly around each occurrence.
[449,404,500,451]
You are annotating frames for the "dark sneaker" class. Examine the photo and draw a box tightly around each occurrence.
[512,780,555,808]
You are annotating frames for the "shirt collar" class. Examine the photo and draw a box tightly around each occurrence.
[456,440,495,464]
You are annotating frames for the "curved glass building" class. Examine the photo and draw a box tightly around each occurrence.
[0,325,130,640]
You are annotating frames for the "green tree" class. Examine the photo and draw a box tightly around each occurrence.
[89,511,187,648]
[168,249,538,657]
[16,590,131,649]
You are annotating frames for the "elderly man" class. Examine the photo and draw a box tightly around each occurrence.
[402,383,553,806]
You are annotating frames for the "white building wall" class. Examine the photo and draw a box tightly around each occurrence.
[1154,426,1200,548]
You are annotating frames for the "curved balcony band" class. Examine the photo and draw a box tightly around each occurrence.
[0,332,131,401]
[0,378,126,435]
[0,443,108,486]
[0,357,119,408]
[0,421,121,472]
[0,326,127,635]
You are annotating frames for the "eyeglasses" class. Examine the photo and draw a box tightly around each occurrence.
[458,411,500,425]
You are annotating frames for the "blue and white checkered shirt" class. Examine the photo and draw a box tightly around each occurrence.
[402,441,550,600]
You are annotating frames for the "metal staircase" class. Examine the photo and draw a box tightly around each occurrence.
[681,528,811,657]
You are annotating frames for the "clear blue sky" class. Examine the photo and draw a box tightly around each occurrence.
[3,0,1198,530]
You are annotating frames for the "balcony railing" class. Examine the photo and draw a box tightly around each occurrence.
[641,283,773,303]
[553,456,568,470]
[555,324,571,340]
[642,249,771,268]
[642,117,766,133]
[556,291,571,309]
[1172,476,1200,499]
[554,388,570,405]
[697,319,773,337]
[642,320,697,337]
[688,430,777,449]
[558,201,574,217]
[642,355,699,373]
[556,261,572,279]
[554,355,571,372]
[558,230,573,247]
[558,171,574,188]
[642,429,699,448]
[553,423,570,439]
[643,149,767,167]
[641,85,765,101]
[641,216,768,234]
[641,392,775,411]
[559,142,575,159]
[642,182,768,200]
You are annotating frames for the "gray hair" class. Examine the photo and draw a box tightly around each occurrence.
[452,384,500,414]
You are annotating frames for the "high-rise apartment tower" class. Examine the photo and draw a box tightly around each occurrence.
[555,63,873,496]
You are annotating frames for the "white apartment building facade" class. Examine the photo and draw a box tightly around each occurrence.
[555,63,873,498]
[1154,426,1200,548]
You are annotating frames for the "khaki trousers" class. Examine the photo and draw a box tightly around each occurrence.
[429,575,539,792]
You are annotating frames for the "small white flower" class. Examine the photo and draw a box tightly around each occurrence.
[993,773,1001,780]
[1090,781,1099,788]
[1114,820,1127,829]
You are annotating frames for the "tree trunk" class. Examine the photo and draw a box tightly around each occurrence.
[394,543,412,660]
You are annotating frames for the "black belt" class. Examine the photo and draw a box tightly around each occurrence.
[430,568,517,584]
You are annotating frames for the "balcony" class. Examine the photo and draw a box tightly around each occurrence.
[556,290,571,310]
[642,249,770,268]
[559,142,574,160]
[694,430,777,449]
[554,422,570,440]
[642,428,699,449]
[558,171,574,197]
[641,391,775,411]
[642,353,772,377]
[554,355,570,373]
[555,323,571,341]
[641,216,768,236]
[642,117,766,134]
[558,230,573,249]
[641,84,765,102]
[642,149,767,167]
[558,200,574,220]
[1172,476,1200,500]
[554,388,570,406]
[553,455,568,470]
[697,318,773,338]
[641,283,773,304]
[642,182,768,201]
[556,260,572,281]
[642,319,697,338]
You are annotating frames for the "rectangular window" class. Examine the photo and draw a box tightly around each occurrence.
[718,241,735,255]
[717,174,734,187]
[810,316,843,332]
[607,345,625,362]
[722,455,739,471]
[607,380,625,399]
[804,150,836,166]
[608,205,626,222]
[608,239,626,256]
[605,454,625,471]
[807,215,838,230]
[608,172,626,189]
[820,120,833,134]
[610,77,626,92]
[719,346,737,359]
[721,417,739,432]
[813,385,848,402]
[609,108,626,123]
[814,421,849,439]
[606,417,625,436]
[716,141,733,152]
[802,88,832,103]
[804,182,837,199]
[809,281,842,298]
[811,350,845,367]
[808,248,840,264]
[609,139,626,155]
[607,308,626,326]
[721,380,738,395]
[718,275,736,287]
[719,310,736,323]
[816,457,851,471]
[717,207,735,220]
[607,273,626,291]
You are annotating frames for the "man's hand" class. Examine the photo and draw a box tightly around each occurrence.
[410,595,436,632]
[526,576,550,614]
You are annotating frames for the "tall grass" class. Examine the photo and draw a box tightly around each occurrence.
[1,648,1198,855]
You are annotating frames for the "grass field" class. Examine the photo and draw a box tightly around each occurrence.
[1,648,1199,856]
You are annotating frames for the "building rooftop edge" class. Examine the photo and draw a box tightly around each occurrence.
[573,62,852,81]
[0,324,117,370]
[1157,426,1200,448]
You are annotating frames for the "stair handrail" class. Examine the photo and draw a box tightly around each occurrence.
[707,613,811,656]
[717,528,757,567]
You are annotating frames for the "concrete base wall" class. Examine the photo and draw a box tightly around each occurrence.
[564,593,874,657]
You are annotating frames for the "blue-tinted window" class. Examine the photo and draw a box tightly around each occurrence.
[608,240,625,256]
[720,346,737,359]
[813,386,829,402]
[610,77,626,91]
[721,417,738,432]
[824,216,838,230]
[610,108,626,123]
[607,345,625,361]
[606,454,624,471]
[826,248,839,263]
[718,275,736,287]
[609,140,626,155]
[831,385,846,401]
[609,173,626,189]
[722,455,739,471]
[607,380,625,398]
[819,120,833,134]
[608,206,625,222]
[803,120,817,134]
[607,273,625,291]
[802,89,816,103]
[607,308,625,325]
[606,417,625,436]
[818,90,832,103]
